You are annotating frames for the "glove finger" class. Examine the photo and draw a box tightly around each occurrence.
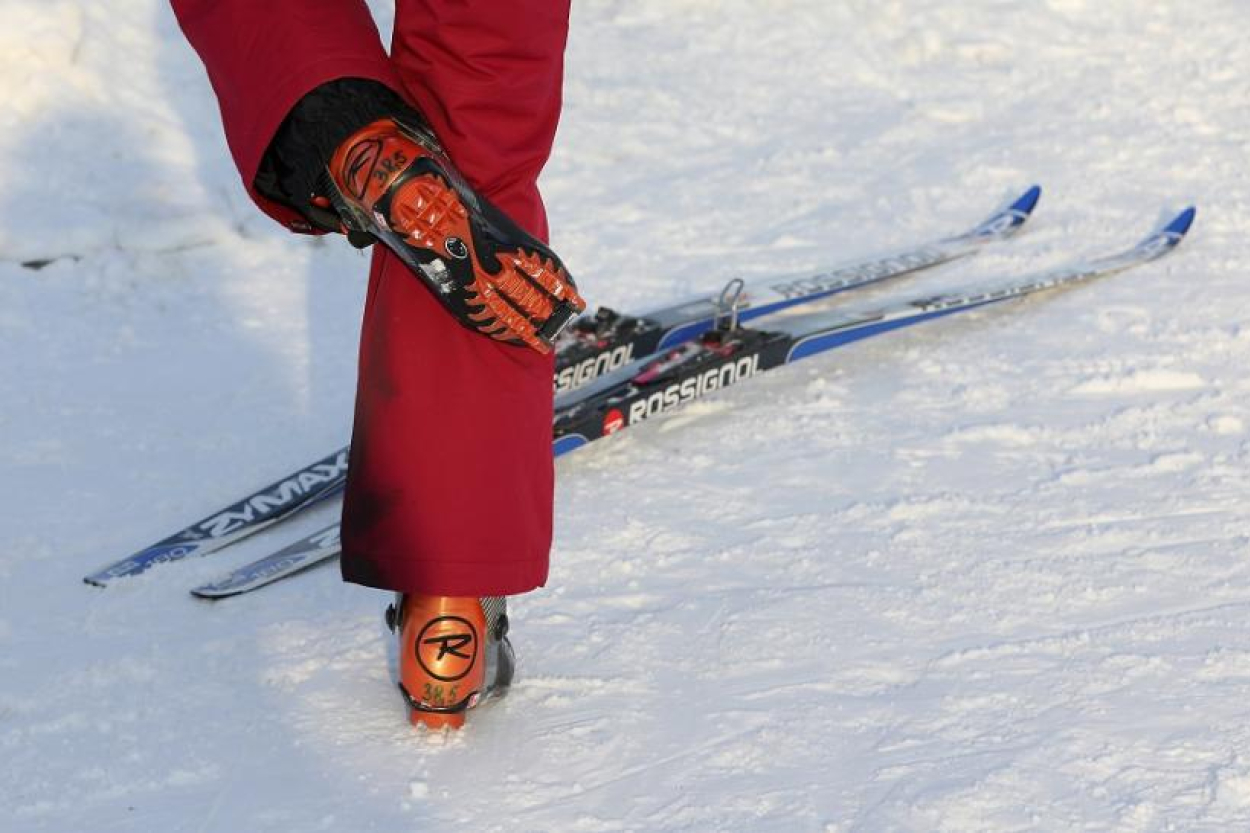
[467,291,548,353]
[503,251,583,307]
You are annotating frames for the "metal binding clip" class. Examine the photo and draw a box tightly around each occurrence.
[714,277,747,332]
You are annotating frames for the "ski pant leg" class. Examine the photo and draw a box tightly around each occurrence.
[170,0,406,230]
[339,0,571,596]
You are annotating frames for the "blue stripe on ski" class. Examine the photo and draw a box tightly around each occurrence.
[786,303,997,362]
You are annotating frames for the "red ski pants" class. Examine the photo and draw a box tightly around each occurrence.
[173,0,571,595]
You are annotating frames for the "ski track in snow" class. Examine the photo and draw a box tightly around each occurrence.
[4,0,1250,830]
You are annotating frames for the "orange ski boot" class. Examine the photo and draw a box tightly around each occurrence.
[385,594,515,729]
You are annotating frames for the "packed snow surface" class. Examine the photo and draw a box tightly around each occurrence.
[3,1,1249,830]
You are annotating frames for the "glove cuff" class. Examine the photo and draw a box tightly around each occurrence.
[256,78,428,233]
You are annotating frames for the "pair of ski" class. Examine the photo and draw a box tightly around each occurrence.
[83,186,1195,598]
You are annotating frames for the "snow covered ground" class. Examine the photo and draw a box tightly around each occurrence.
[3,0,1250,829]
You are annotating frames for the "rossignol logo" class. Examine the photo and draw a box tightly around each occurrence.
[197,451,349,539]
[416,616,478,682]
[603,408,625,435]
[768,250,944,301]
[344,139,382,199]
[626,355,761,425]
[555,343,635,393]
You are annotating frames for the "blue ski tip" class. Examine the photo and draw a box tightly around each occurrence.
[1011,184,1043,217]
[1164,206,1197,237]
[968,184,1043,240]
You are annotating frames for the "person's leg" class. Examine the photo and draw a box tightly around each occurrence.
[342,0,570,597]
[389,0,572,236]
[339,0,571,726]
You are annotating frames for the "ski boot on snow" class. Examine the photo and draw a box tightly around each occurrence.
[321,117,585,353]
[385,594,515,729]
